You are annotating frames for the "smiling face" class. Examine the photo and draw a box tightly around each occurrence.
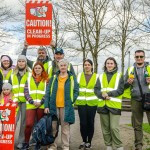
[34,64,43,76]
[2,60,10,69]
[54,53,64,62]
[106,59,116,72]
[84,61,92,73]
[58,62,68,73]
[135,51,145,66]
[3,89,11,96]
[17,60,26,69]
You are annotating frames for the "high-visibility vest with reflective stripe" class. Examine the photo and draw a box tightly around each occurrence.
[0,69,13,83]
[50,75,74,103]
[48,63,71,79]
[11,72,28,102]
[26,75,46,109]
[123,66,134,99]
[98,72,122,109]
[76,72,99,106]
[123,65,150,99]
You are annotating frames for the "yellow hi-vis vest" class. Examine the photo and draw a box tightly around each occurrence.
[76,72,99,106]
[26,75,46,110]
[123,65,150,99]
[0,69,13,83]
[48,63,71,79]
[11,72,28,103]
[97,72,122,109]
[50,75,74,103]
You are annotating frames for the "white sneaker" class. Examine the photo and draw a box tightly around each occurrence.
[106,146,113,150]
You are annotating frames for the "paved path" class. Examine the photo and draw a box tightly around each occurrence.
[15,111,150,150]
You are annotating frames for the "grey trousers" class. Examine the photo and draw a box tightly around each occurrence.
[131,99,150,149]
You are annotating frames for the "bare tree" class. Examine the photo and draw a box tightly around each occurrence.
[111,0,143,74]
[61,0,114,72]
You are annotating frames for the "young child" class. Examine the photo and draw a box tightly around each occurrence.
[0,83,14,105]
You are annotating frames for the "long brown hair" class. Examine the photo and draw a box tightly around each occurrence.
[32,62,48,82]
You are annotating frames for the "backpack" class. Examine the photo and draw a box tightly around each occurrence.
[32,114,59,146]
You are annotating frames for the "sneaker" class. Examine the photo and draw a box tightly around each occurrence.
[106,146,113,150]
[34,143,41,150]
[17,143,23,149]
[21,143,29,150]
[29,138,36,146]
[85,143,92,149]
[79,142,86,149]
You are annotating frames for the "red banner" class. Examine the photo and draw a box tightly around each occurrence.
[26,0,53,45]
[0,105,16,150]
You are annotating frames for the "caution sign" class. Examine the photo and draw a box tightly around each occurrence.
[26,0,53,45]
[0,105,16,150]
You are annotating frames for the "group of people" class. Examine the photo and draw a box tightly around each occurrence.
[0,44,149,150]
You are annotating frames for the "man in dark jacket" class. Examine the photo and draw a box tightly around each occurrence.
[21,42,52,71]
[124,50,150,150]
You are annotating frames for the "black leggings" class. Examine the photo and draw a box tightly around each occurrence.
[78,105,97,144]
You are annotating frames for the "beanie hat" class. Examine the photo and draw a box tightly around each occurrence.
[1,56,10,62]
[38,46,47,52]
[17,55,27,63]
[2,83,12,90]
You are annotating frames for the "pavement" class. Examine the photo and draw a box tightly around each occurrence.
[15,110,150,150]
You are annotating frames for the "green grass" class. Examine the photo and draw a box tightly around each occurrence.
[128,123,150,134]
[142,123,150,134]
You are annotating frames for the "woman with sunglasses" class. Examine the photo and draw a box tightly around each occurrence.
[94,57,124,150]
[76,59,99,149]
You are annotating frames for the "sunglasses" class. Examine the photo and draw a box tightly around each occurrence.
[135,56,144,59]
[38,52,45,54]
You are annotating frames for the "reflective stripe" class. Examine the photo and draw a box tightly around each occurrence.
[99,74,103,89]
[114,73,121,90]
[26,99,43,104]
[14,93,24,97]
[13,98,18,102]
[79,88,94,92]
[3,80,8,83]
[77,96,98,101]
[77,73,82,83]
[98,97,121,103]
[29,90,46,94]
[13,84,25,89]
[109,97,122,102]
[101,88,114,91]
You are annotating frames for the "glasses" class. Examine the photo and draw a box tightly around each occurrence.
[135,56,144,59]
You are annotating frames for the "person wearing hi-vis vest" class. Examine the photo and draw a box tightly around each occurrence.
[8,55,29,149]
[21,41,53,75]
[75,59,98,150]
[0,55,15,83]
[21,62,49,150]
[94,57,124,150]
[47,47,76,78]
[44,59,79,150]
[124,50,150,150]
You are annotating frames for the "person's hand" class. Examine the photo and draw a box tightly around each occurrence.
[50,40,56,48]
[34,102,41,107]
[127,78,134,84]
[146,77,150,84]
[105,96,110,100]
[24,41,28,49]
[44,108,50,114]
[102,92,108,99]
